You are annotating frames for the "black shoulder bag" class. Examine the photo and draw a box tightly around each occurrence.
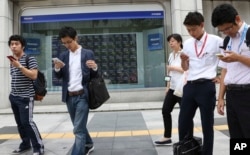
[88,74,110,109]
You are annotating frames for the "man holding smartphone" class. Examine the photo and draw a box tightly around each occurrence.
[212,3,250,139]
[8,35,44,155]
[178,12,222,155]
[53,26,98,155]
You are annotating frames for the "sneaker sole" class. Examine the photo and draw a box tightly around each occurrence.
[12,148,31,155]
[86,146,94,155]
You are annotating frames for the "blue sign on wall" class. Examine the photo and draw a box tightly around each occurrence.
[21,11,164,23]
[25,38,40,55]
[148,33,163,51]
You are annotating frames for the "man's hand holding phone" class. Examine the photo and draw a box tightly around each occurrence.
[218,51,239,63]
[215,53,224,58]
[7,55,16,61]
[7,55,23,69]
[53,57,65,69]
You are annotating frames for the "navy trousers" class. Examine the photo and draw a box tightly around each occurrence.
[178,81,216,155]
[9,94,43,152]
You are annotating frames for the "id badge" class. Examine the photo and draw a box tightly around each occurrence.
[164,76,171,82]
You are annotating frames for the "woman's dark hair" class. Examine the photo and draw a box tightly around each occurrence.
[183,11,204,26]
[211,4,238,27]
[8,35,26,47]
[58,26,77,39]
[167,33,183,49]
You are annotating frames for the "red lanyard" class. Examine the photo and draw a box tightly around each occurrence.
[195,33,208,58]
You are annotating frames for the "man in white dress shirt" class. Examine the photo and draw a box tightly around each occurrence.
[212,3,250,139]
[179,11,222,155]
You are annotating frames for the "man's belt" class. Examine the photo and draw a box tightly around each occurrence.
[227,84,250,91]
[68,89,84,96]
[187,78,212,84]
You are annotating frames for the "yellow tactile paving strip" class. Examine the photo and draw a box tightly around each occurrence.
[0,125,228,140]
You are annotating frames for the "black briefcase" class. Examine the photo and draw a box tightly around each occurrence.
[173,137,202,155]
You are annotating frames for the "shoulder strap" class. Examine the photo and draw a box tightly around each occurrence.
[25,55,30,69]
[245,27,250,47]
[220,36,230,50]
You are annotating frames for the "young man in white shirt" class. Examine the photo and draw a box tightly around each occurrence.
[212,3,250,139]
[179,12,222,155]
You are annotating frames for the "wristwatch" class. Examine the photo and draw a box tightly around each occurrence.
[18,65,24,69]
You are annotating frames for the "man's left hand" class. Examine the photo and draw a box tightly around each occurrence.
[86,60,97,70]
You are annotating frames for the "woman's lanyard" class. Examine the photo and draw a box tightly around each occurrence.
[227,24,248,52]
[194,33,208,58]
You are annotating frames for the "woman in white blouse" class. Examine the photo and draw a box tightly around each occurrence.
[154,33,185,145]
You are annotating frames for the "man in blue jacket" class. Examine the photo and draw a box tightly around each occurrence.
[53,26,98,155]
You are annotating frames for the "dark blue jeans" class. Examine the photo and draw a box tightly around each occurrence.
[9,94,43,152]
[66,93,93,155]
[178,81,216,155]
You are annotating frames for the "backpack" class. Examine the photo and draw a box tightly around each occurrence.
[25,56,47,101]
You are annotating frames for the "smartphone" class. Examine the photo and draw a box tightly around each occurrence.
[52,57,65,66]
[215,53,224,58]
[7,55,16,61]
[164,76,171,82]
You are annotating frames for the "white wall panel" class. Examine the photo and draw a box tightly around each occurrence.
[21,4,164,16]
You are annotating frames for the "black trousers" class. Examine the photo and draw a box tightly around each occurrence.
[162,89,182,138]
[178,81,216,155]
[226,88,250,138]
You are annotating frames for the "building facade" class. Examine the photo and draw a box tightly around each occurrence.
[1,0,250,108]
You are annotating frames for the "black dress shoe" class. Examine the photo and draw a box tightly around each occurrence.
[154,139,172,145]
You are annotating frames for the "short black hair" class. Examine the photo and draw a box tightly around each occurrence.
[167,33,183,49]
[211,4,238,27]
[58,26,77,39]
[8,35,26,47]
[183,11,204,26]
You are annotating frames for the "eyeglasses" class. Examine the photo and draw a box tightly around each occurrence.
[61,39,74,45]
[218,24,234,33]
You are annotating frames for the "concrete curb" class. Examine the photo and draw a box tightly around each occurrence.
[0,102,166,115]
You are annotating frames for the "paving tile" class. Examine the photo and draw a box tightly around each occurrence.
[112,148,157,155]
[87,111,157,154]
[0,126,17,134]
[0,102,230,155]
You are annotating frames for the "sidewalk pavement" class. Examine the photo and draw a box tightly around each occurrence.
[0,102,230,155]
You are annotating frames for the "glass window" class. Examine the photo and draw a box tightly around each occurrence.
[21,9,166,91]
